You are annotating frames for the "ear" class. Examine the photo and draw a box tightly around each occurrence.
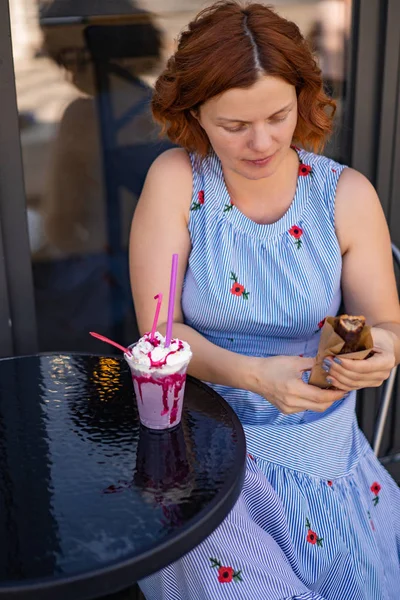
[190,108,199,121]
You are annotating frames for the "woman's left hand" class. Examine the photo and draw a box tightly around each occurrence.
[322,327,396,392]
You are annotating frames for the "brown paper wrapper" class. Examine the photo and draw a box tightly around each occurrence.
[309,316,374,389]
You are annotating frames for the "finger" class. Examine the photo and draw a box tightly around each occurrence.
[326,374,386,391]
[325,353,394,375]
[280,393,343,414]
[324,358,392,385]
[278,396,333,414]
[294,381,345,403]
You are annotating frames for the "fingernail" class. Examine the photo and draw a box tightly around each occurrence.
[333,357,342,365]
[322,359,331,372]
[326,377,333,385]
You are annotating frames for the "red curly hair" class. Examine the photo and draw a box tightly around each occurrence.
[152,1,336,156]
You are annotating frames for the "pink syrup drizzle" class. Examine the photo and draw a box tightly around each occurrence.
[133,371,186,423]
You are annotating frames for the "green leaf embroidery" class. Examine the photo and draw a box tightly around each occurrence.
[210,557,221,569]
[234,571,243,583]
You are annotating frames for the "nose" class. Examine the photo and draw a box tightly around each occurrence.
[248,124,272,154]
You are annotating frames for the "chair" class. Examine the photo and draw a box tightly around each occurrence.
[83,22,174,344]
[372,243,400,467]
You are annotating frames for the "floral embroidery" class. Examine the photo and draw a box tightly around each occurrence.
[314,318,326,334]
[210,558,243,583]
[299,164,312,177]
[332,168,337,173]
[306,518,323,547]
[247,453,255,461]
[224,200,234,212]
[230,272,250,299]
[367,510,376,531]
[190,190,205,211]
[327,480,333,487]
[289,225,303,249]
[371,482,381,506]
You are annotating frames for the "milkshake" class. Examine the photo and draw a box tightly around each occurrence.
[124,332,192,430]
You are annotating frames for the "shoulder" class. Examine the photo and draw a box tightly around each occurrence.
[61,97,95,127]
[137,148,193,220]
[146,148,193,182]
[298,149,344,173]
[335,167,387,252]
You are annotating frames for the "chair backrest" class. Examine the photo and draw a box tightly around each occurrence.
[372,243,400,461]
[83,22,174,343]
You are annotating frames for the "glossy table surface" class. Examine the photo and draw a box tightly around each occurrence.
[0,354,246,600]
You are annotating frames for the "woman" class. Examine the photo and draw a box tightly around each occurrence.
[129,2,400,598]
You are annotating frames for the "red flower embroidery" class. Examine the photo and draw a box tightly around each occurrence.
[289,225,303,239]
[190,190,205,211]
[231,283,244,296]
[218,567,234,583]
[315,318,326,333]
[247,453,255,461]
[307,530,318,544]
[371,482,381,506]
[327,480,333,487]
[332,168,337,173]
[305,518,323,547]
[289,225,303,249]
[210,558,242,583]
[299,164,312,176]
[229,272,249,299]
[371,482,381,495]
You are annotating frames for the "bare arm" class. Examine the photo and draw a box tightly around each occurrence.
[129,148,254,390]
[336,168,400,362]
[324,168,400,391]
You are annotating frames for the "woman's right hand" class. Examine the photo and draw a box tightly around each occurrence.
[248,356,346,414]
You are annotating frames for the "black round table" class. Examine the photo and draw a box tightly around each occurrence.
[0,354,246,600]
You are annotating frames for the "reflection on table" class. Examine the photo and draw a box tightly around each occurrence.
[0,354,245,600]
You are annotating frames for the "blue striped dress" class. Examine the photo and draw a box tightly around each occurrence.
[139,148,400,599]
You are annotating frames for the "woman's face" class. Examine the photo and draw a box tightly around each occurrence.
[198,75,298,180]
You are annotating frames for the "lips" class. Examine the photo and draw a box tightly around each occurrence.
[244,151,277,166]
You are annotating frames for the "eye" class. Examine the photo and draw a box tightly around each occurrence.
[223,124,246,133]
[271,114,288,123]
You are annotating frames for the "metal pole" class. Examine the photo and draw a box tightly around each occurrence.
[0,0,38,356]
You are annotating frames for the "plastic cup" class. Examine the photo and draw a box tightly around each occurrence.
[125,352,191,430]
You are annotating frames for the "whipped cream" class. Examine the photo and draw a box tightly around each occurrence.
[125,331,192,374]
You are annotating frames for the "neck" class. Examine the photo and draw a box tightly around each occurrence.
[223,147,298,204]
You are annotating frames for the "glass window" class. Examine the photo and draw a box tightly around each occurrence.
[10,0,352,352]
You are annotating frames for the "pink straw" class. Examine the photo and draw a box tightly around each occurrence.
[165,254,178,347]
[89,332,131,355]
[150,293,163,341]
